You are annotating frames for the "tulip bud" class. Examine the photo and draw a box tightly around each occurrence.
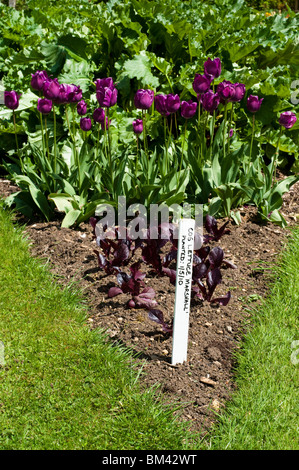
[154,94,169,116]
[80,117,92,131]
[132,118,143,134]
[200,90,220,113]
[193,74,212,95]
[77,100,87,116]
[166,93,180,113]
[231,83,246,102]
[96,87,118,108]
[93,107,105,123]
[95,77,114,91]
[134,89,154,110]
[181,100,197,119]
[204,57,221,79]
[278,111,297,129]
[43,78,61,101]
[247,95,264,113]
[37,98,53,115]
[4,91,21,110]
[31,70,49,92]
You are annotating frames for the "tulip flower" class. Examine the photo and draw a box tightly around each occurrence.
[217,80,236,104]
[95,77,114,90]
[96,86,118,108]
[278,111,296,129]
[166,94,180,114]
[181,100,197,119]
[134,89,154,110]
[77,100,87,116]
[4,90,21,110]
[204,57,221,79]
[231,83,246,102]
[31,70,49,92]
[272,111,297,187]
[193,74,212,95]
[247,95,264,113]
[37,98,52,115]
[43,78,61,101]
[80,117,92,131]
[93,107,106,123]
[4,91,22,170]
[132,118,143,135]
[200,90,220,113]
[154,94,169,116]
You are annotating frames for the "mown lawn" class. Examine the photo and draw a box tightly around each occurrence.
[0,203,298,450]
[0,204,197,450]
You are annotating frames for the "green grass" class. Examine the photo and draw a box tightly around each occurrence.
[0,205,198,450]
[1,203,298,450]
[207,227,299,450]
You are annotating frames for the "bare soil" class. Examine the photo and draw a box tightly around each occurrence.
[0,175,298,436]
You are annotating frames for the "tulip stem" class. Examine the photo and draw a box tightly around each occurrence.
[249,114,255,165]
[273,126,282,188]
[164,116,168,176]
[12,110,23,173]
[210,110,216,160]
[44,116,50,159]
[65,105,74,143]
[142,110,149,184]
[53,106,57,191]
[179,120,187,184]
[136,135,139,176]
[106,108,113,193]
[222,103,228,160]
[39,112,46,157]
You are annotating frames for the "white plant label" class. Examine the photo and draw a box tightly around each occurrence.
[171,218,195,365]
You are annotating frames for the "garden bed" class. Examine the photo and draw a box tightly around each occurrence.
[0,176,298,436]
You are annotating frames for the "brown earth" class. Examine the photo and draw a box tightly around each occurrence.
[0,175,298,437]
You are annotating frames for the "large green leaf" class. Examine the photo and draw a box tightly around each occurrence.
[119,51,159,88]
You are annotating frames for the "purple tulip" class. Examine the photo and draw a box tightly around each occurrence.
[77,100,87,116]
[193,73,212,95]
[95,77,114,91]
[93,107,105,123]
[278,111,297,129]
[96,87,118,108]
[4,91,21,110]
[37,98,52,115]
[154,94,169,116]
[80,117,92,132]
[134,89,154,110]
[43,78,61,101]
[166,94,180,113]
[247,95,264,113]
[65,84,82,103]
[31,70,49,92]
[181,100,198,119]
[200,90,220,113]
[217,80,236,104]
[204,57,221,79]
[132,118,143,135]
[231,83,246,102]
